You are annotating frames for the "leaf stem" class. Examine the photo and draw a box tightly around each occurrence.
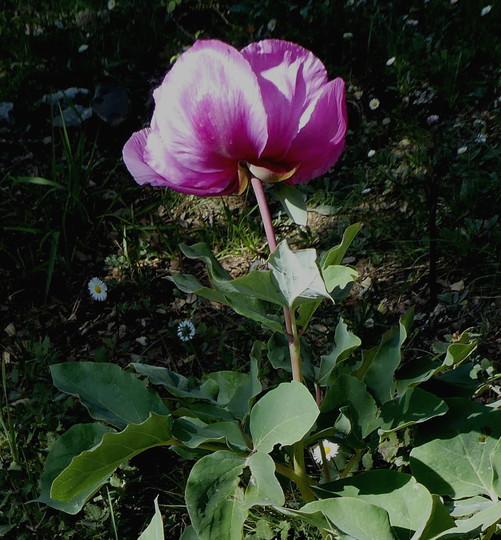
[340,448,363,478]
[275,462,316,503]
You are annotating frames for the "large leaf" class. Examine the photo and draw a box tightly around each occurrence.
[432,503,501,539]
[185,450,247,540]
[317,318,362,385]
[313,470,453,540]
[273,182,308,226]
[250,381,319,453]
[354,310,413,404]
[298,497,397,540]
[138,496,164,540]
[51,413,173,502]
[133,364,218,401]
[51,362,169,429]
[395,331,477,396]
[321,265,358,295]
[178,242,286,306]
[410,398,501,500]
[244,452,285,508]
[134,359,261,421]
[36,423,113,514]
[267,241,331,309]
[169,271,284,334]
[172,418,248,452]
[379,387,448,434]
[319,223,362,268]
[319,374,380,441]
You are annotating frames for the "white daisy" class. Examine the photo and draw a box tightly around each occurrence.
[312,440,339,465]
[386,56,396,66]
[480,5,492,16]
[457,146,468,155]
[108,0,117,9]
[177,320,195,342]
[369,98,380,110]
[367,149,376,158]
[88,277,108,301]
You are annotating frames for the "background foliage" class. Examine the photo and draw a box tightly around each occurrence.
[1,0,499,538]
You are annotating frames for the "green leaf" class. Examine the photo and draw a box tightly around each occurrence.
[296,299,323,329]
[172,418,248,452]
[320,223,362,268]
[178,242,285,306]
[138,496,164,540]
[354,312,412,404]
[51,413,173,503]
[250,381,319,453]
[299,497,397,540]
[432,503,501,539]
[51,363,169,429]
[396,331,477,396]
[169,271,284,334]
[134,361,261,421]
[267,333,316,380]
[273,183,308,226]
[36,423,113,514]
[379,387,448,434]
[319,374,380,441]
[321,265,358,294]
[133,364,218,401]
[186,450,247,540]
[441,330,478,369]
[11,175,65,189]
[313,470,453,540]
[410,398,501,500]
[268,241,331,309]
[317,318,362,385]
[180,526,200,540]
[244,452,285,508]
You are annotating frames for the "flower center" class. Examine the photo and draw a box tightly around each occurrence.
[94,285,102,293]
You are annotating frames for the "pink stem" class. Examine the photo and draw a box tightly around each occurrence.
[250,176,301,382]
[251,176,277,252]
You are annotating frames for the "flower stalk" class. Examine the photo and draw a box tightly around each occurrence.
[251,175,310,502]
[250,175,302,383]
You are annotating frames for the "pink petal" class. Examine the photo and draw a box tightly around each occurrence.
[241,40,328,158]
[285,78,347,184]
[122,129,169,187]
[152,40,268,176]
[123,128,240,196]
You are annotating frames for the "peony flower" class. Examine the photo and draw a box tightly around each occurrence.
[177,320,195,342]
[88,277,108,301]
[123,39,347,197]
[312,440,339,465]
